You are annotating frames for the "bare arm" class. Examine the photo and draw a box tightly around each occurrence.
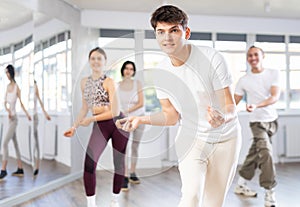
[17,86,31,121]
[247,86,280,112]
[35,84,51,120]
[125,80,144,114]
[207,87,237,128]
[4,89,12,119]
[64,78,89,137]
[257,86,280,108]
[234,94,243,106]
[116,98,179,132]
[73,78,89,128]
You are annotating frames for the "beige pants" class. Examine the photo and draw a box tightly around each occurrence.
[239,120,278,189]
[2,115,21,161]
[178,136,241,207]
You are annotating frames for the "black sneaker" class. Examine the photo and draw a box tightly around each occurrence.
[33,169,39,177]
[12,168,24,177]
[0,170,7,180]
[121,177,129,192]
[129,173,140,184]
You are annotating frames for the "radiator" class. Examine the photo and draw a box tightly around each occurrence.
[285,124,300,157]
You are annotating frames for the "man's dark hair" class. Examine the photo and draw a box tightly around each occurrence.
[248,45,265,55]
[150,5,188,30]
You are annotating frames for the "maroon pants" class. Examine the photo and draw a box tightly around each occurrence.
[84,118,129,196]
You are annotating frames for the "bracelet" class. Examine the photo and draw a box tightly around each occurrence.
[72,126,76,130]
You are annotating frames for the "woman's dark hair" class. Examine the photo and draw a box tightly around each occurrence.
[150,5,188,30]
[120,61,136,77]
[6,64,16,83]
[88,47,107,60]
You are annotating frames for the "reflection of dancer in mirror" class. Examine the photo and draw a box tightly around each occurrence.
[118,61,145,191]
[32,80,51,177]
[64,47,129,207]
[0,64,32,181]
[116,5,241,207]
[234,46,280,207]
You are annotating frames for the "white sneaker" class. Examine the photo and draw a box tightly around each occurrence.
[110,200,120,207]
[234,184,257,197]
[265,189,276,207]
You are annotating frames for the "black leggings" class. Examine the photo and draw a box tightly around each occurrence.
[84,118,129,196]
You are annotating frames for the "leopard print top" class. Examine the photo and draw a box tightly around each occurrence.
[83,75,109,108]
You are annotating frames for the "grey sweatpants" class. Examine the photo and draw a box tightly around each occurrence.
[2,115,21,161]
[33,114,40,167]
[125,124,145,169]
[239,120,278,189]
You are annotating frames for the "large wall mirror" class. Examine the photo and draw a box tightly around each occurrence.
[0,1,74,206]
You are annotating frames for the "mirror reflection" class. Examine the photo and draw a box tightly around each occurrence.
[0,2,71,201]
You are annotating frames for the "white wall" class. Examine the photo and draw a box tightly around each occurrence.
[0,21,33,47]
[81,10,300,35]
[237,112,300,165]
[0,112,71,167]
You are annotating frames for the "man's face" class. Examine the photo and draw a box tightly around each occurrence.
[155,22,190,56]
[247,48,264,69]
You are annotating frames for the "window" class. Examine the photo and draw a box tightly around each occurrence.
[0,36,34,113]
[143,31,166,112]
[92,29,300,113]
[33,31,72,112]
[189,32,213,47]
[215,33,247,111]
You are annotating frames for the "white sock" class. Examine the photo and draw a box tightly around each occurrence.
[86,195,96,207]
[111,193,119,202]
[238,177,247,186]
[266,188,275,193]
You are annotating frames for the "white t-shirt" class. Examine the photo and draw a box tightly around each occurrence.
[118,80,145,116]
[235,68,280,122]
[154,44,240,143]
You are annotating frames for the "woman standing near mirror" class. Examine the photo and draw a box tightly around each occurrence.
[118,61,145,191]
[32,80,51,177]
[0,64,32,181]
[64,47,129,207]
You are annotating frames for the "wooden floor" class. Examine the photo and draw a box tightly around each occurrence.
[15,162,300,207]
[0,157,70,200]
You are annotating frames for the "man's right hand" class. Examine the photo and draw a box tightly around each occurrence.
[246,104,256,112]
[115,117,140,132]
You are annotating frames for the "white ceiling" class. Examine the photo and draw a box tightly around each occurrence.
[1,0,300,31]
[0,1,32,31]
[63,0,300,19]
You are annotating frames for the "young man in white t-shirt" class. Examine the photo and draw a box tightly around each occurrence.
[116,5,241,207]
[234,46,280,207]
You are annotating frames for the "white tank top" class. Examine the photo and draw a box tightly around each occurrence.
[119,80,145,116]
[6,84,18,116]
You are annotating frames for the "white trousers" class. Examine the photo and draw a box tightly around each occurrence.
[177,136,241,207]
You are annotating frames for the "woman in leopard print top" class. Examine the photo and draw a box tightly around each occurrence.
[64,47,129,207]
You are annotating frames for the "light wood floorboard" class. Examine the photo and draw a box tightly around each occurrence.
[15,163,300,207]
